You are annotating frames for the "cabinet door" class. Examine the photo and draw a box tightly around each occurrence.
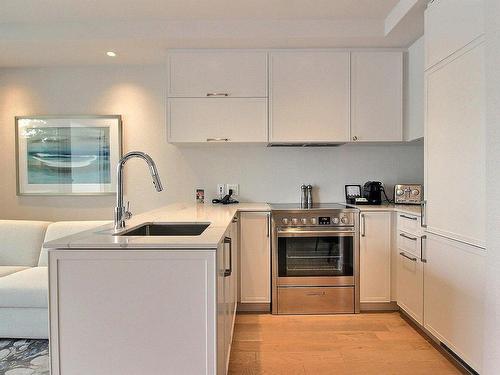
[360,212,392,303]
[240,212,271,303]
[405,36,425,141]
[423,233,485,373]
[168,51,268,97]
[269,51,350,143]
[351,52,403,142]
[397,249,423,325]
[425,42,485,247]
[216,241,226,375]
[168,98,268,143]
[425,0,484,70]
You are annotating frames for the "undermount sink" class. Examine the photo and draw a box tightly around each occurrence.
[116,223,210,236]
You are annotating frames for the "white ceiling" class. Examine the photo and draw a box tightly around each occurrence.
[0,0,426,67]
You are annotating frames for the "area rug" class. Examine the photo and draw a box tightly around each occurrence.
[0,339,49,375]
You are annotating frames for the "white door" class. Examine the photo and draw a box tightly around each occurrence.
[425,41,485,247]
[269,51,350,143]
[423,233,485,373]
[168,51,268,97]
[239,212,271,304]
[360,212,392,303]
[168,98,268,143]
[351,52,403,142]
[396,248,424,324]
[424,0,484,70]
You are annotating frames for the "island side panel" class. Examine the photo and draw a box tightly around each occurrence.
[49,249,217,375]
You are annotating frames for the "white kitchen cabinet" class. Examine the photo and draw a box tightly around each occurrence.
[360,212,392,303]
[168,98,268,143]
[351,52,403,142]
[423,233,485,373]
[269,51,350,143]
[425,41,485,247]
[168,51,268,98]
[424,0,484,70]
[405,36,424,141]
[239,212,271,304]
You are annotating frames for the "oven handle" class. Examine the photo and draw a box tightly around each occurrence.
[277,229,355,238]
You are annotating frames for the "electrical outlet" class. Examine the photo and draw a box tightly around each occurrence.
[217,184,226,198]
[226,184,239,196]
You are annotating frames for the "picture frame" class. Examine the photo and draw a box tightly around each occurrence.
[15,115,122,196]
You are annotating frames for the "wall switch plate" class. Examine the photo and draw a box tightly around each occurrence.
[217,184,226,199]
[226,184,239,196]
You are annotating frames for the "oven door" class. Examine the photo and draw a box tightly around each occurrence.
[276,228,354,287]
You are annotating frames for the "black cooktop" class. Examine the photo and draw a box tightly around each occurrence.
[269,203,357,211]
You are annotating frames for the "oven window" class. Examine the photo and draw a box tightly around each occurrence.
[278,236,353,277]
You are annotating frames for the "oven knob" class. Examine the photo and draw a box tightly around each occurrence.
[341,216,349,224]
[310,218,317,225]
[411,189,420,196]
[291,218,299,225]
[332,217,340,224]
[282,218,289,225]
[301,218,307,225]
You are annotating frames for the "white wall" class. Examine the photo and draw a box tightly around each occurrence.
[0,65,423,221]
[483,0,500,372]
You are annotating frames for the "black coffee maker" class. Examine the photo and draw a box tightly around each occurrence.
[363,181,383,205]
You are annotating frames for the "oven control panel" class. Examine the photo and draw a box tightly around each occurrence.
[275,211,356,227]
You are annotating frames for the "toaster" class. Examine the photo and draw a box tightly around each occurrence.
[394,184,423,205]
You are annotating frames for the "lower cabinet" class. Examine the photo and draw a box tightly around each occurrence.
[360,212,392,303]
[423,233,485,373]
[397,247,424,325]
[239,212,271,306]
[217,225,238,375]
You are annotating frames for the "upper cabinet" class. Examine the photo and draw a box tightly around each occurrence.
[405,37,425,141]
[425,0,484,70]
[168,51,268,97]
[269,51,350,143]
[351,52,403,142]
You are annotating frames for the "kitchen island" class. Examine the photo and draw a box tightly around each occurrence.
[44,202,269,375]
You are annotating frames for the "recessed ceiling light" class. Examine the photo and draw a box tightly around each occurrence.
[106,51,117,57]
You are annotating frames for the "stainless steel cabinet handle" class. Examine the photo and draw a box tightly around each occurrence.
[399,233,417,241]
[361,214,366,237]
[206,92,229,97]
[223,236,232,277]
[421,200,427,228]
[420,235,427,263]
[400,214,418,221]
[206,138,230,142]
[399,252,417,262]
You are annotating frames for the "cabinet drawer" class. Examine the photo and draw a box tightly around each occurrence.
[397,251,423,325]
[168,51,268,97]
[277,286,354,314]
[168,98,268,143]
[396,213,421,235]
[397,231,421,258]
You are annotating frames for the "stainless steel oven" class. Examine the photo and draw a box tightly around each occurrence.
[271,204,360,314]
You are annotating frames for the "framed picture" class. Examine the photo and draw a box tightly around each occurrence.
[15,115,122,195]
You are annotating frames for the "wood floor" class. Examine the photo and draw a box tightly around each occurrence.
[228,312,462,375]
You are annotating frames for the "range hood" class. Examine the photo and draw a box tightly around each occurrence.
[267,143,346,147]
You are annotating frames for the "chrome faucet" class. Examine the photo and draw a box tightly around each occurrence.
[114,151,163,231]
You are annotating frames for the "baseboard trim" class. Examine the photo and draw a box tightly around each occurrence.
[360,301,399,312]
[399,310,475,375]
[237,303,271,313]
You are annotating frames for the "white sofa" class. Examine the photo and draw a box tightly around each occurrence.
[0,220,110,339]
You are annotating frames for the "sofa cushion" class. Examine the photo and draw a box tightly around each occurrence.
[38,221,110,266]
[0,266,29,278]
[0,220,51,266]
[0,267,48,308]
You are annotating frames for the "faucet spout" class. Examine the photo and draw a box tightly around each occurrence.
[114,151,164,231]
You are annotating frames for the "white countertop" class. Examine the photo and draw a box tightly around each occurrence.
[44,202,270,250]
[45,201,421,251]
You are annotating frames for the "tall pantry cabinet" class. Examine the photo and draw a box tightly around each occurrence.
[423,0,485,372]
